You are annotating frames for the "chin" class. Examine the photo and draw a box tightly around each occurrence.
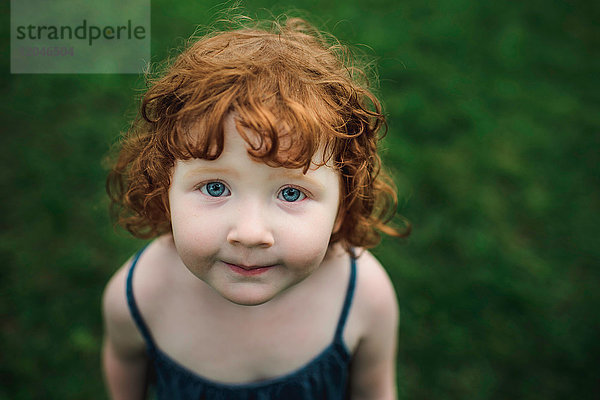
[225,293,276,307]
[229,297,272,307]
[218,286,283,307]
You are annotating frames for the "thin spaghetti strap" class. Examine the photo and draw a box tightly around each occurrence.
[334,254,357,343]
[125,245,157,355]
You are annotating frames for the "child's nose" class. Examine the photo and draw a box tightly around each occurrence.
[226,201,274,248]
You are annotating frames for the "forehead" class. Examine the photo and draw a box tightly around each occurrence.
[185,112,335,170]
[176,114,338,183]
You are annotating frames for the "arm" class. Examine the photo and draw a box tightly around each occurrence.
[349,254,400,400]
[103,337,148,400]
[102,263,150,400]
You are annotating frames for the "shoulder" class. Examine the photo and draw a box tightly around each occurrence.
[102,250,144,356]
[346,250,400,398]
[102,235,178,356]
[353,250,399,329]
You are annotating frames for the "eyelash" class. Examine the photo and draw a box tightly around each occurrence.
[198,181,231,197]
[197,181,309,202]
[277,185,308,202]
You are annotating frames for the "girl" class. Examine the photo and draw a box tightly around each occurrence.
[103,16,407,400]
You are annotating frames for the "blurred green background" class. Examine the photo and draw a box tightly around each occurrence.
[2,0,598,399]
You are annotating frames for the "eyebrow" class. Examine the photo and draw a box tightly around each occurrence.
[183,167,240,179]
[268,169,325,191]
[183,165,326,191]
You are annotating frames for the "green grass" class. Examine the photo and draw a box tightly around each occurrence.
[2,0,598,398]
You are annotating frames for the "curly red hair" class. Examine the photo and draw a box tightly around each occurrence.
[107,16,409,252]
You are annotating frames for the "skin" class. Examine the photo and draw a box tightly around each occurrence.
[102,115,399,399]
[168,115,342,306]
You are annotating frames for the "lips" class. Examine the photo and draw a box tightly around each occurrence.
[224,262,275,276]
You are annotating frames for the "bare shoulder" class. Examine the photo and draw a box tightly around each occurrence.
[102,251,144,357]
[102,235,178,356]
[353,250,399,327]
[347,250,400,399]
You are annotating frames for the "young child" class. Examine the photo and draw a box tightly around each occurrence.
[103,16,407,400]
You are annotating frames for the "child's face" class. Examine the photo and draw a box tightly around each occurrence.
[168,114,341,306]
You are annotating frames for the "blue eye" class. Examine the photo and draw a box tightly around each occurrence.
[278,187,306,202]
[200,181,230,197]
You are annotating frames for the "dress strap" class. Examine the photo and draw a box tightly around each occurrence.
[126,245,157,355]
[334,254,357,343]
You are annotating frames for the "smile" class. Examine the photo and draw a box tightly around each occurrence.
[224,262,275,276]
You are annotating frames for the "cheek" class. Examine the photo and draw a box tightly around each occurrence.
[277,214,335,267]
[169,201,223,262]
[170,220,222,280]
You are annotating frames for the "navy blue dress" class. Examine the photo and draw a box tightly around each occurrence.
[126,248,357,399]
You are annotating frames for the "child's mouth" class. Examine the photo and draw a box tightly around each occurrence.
[224,262,275,276]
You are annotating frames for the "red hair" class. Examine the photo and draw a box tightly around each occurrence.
[107,17,410,251]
